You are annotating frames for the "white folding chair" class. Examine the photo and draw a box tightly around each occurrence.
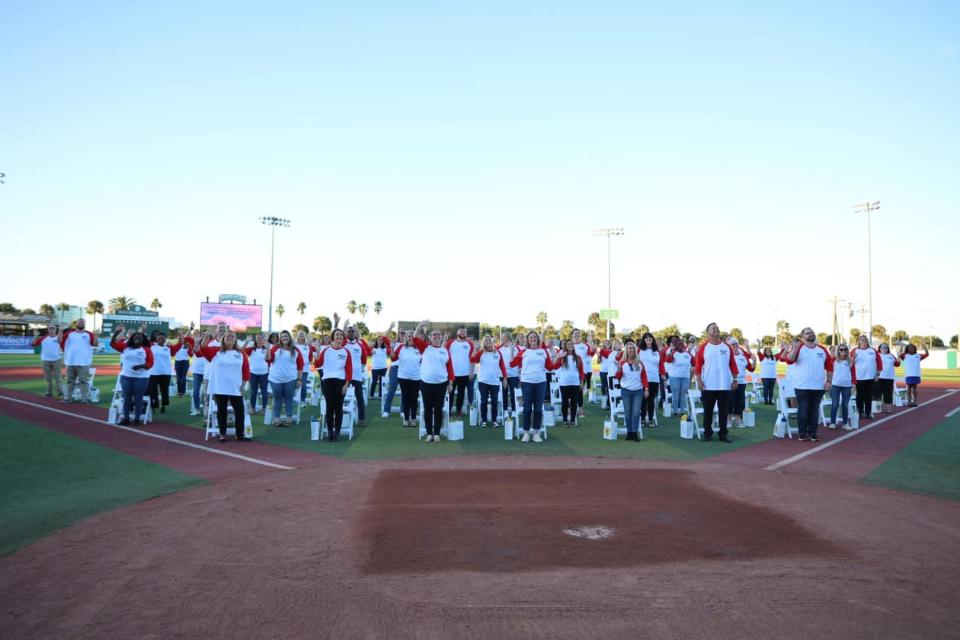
[686,389,708,439]
[818,393,832,426]
[774,380,799,438]
[893,377,907,407]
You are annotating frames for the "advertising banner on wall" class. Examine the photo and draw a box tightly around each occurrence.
[0,335,35,354]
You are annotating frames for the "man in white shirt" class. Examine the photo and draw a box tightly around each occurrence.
[694,323,739,442]
[60,318,99,403]
[782,327,833,442]
[32,324,64,397]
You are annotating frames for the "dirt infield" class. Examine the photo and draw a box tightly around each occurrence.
[2,455,959,639]
[359,468,834,574]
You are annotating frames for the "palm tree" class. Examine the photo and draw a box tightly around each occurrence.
[56,302,70,324]
[109,296,136,313]
[276,304,285,329]
[346,300,357,321]
[358,303,368,323]
[150,298,162,312]
[536,311,548,331]
[39,303,55,318]
[297,301,307,321]
[86,300,104,333]
[373,300,383,331]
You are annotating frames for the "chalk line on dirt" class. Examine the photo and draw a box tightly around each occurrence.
[0,393,295,471]
[765,389,958,472]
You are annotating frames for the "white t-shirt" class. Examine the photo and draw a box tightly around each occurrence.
[902,353,926,379]
[37,336,62,362]
[206,349,248,396]
[666,350,693,379]
[120,347,152,379]
[759,354,778,379]
[695,341,737,391]
[474,350,507,386]
[149,344,172,376]
[832,360,853,387]
[446,339,474,377]
[247,346,269,375]
[371,347,389,370]
[62,330,96,367]
[421,346,453,384]
[554,354,584,386]
[316,346,351,380]
[638,349,664,383]
[499,345,520,378]
[878,353,899,380]
[514,347,553,384]
[616,359,648,391]
[852,347,881,380]
[395,345,422,380]
[268,346,304,383]
[788,344,833,390]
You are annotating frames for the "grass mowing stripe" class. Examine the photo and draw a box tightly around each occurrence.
[0,415,204,557]
[860,412,960,502]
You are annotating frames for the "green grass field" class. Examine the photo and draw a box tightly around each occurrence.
[0,416,204,557]
[861,412,960,502]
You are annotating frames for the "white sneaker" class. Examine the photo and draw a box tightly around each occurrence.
[382,412,389,418]
[521,431,531,442]
[425,435,434,442]
[189,410,199,416]
[433,435,441,443]
[532,431,543,443]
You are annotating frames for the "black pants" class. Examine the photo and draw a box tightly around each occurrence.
[577,372,593,408]
[701,389,731,438]
[731,383,747,416]
[322,378,345,435]
[658,378,667,407]
[449,375,468,414]
[350,379,366,421]
[795,388,824,438]
[599,372,609,396]
[855,379,876,416]
[148,374,171,409]
[478,382,499,423]
[399,378,420,421]
[762,378,776,404]
[214,394,245,437]
[422,381,446,436]
[174,360,189,395]
[641,382,659,421]
[874,378,894,404]
[502,377,519,414]
[560,385,579,422]
[369,368,386,398]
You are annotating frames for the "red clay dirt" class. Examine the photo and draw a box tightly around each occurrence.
[0,388,323,482]
[1,456,959,639]
[0,365,121,381]
[715,389,960,479]
[359,468,837,574]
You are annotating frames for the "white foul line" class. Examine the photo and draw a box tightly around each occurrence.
[765,389,958,472]
[946,404,960,419]
[0,394,295,471]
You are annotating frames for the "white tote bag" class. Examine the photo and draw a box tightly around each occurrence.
[503,416,514,440]
[469,406,478,426]
[680,420,695,439]
[243,415,254,439]
[663,403,673,418]
[447,420,464,441]
[310,418,321,441]
[742,410,755,427]
[542,406,556,427]
[602,420,618,440]
[774,416,787,438]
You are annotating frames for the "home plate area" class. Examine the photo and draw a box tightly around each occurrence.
[357,468,834,574]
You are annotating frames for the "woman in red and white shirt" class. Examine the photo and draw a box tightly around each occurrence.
[509,331,558,443]
[266,330,305,427]
[899,343,929,407]
[851,335,882,419]
[757,347,779,404]
[728,339,755,427]
[170,333,195,398]
[571,329,595,418]
[421,329,455,442]
[498,334,521,416]
[637,333,666,428]
[470,335,508,427]
[295,331,316,406]
[874,343,900,414]
[111,327,155,426]
[614,340,649,441]
[196,331,251,442]
[552,339,585,426]
[314,328,353,441]
[665,336,694,415]
[782,327,834,442]
[243,333,271,415]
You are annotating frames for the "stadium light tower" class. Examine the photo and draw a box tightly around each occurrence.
[260,216,291,332]
[853,201,880,344]
[593,227,625,338]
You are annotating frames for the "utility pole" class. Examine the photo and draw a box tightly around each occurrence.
[853,201,880,344]
[259,216,291,332]
[593,227,624,339]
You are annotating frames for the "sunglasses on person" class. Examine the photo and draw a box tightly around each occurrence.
[838,348,848,352]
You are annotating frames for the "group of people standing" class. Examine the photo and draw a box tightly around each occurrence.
[34,316,931,447]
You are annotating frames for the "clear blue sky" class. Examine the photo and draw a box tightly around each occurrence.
[1,1,957,340]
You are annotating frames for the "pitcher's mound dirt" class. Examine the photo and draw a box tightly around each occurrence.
[359,468,833,573]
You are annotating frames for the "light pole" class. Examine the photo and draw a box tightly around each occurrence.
[592,227,625,338]
[259,216,290,332]
[853,201,880,344]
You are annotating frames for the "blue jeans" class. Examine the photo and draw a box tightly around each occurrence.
[621,387,643,433]
[174,360,190,395]
[192,373,204,411]
[249,372,269,412]
[520,381,547,432]
[795,388,824,438]
[271,379,297,418]
[383,366,399,413]
[669,377,690,414]
[479,382,500,423]
[300,371,310,403]
[830,385,852,425]
[120,375,149,421]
